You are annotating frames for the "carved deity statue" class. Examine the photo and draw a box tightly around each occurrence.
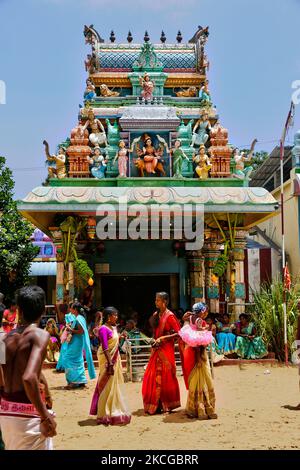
[83,109,108,147]
[84,78,96,101]
[170,139,189,178]
[191,111,211,148]
[199,80,211,105]
[43,140,67,179]
[232,139,257,180]
[139,73,155,101]
[88,146,107,179]
[132,134,167,176]
[175,86,197,98]
[113,140,129,177]
[193,144,211,179]
[84,53,98,74]
[99,84,120,97]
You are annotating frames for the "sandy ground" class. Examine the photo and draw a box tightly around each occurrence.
[46,364,300,450]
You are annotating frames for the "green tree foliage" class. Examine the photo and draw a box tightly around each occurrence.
[0,157,39,303]
[252,278,299,361]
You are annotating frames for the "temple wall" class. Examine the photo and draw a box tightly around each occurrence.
[87,240,188,309]
[254,174,300,279]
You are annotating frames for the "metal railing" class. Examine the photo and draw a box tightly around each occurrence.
[124,338,214,382]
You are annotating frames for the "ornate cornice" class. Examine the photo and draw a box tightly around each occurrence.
[21,186,276,207]
[90,72,205,88]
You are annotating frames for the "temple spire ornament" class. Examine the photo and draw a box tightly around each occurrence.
[110,30,116,43]
[132,42,163,72]
[176,31,183,43]
[160,30,166,43]
[127,31,133,43]
[144,31,150,43]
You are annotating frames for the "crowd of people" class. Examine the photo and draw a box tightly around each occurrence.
[0,286,269,450]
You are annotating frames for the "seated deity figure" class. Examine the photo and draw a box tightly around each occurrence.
[83,109,108,147]
[99,84,120,97]
[198,80,212,104]
[88,146,107,179]
[84,78,96,101]
[193,144,211,179]
[43,140,67,179]
[139,73,155,102]
[133,134,167,175]
[190,111,211,148]
[232,139,257,180]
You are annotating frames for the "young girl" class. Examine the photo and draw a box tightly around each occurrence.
[179,302,213,348]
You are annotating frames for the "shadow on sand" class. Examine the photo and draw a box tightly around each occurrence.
[282,404,300,411]
[78,418,98,427]
[132,409,146,417]
[162,410,195,424]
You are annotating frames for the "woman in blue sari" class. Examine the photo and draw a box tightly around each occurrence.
[216,313,236,356]
[56,311,74,372]
[64,302,96,389]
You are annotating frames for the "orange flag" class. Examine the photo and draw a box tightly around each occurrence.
[284,264,291,291]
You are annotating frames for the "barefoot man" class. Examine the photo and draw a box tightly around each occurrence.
[0,286,57,450]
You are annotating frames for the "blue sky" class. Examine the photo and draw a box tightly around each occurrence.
[0,0,300,198]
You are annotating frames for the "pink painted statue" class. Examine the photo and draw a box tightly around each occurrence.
[139,73,155,101]
[114,140,129,177]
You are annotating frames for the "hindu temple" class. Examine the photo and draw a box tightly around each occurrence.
[18,25,278,320]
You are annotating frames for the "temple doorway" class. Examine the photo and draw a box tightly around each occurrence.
[100,274,179,331]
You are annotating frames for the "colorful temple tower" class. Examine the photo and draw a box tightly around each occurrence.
[19,26,278,320]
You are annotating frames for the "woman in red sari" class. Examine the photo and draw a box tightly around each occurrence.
[142,292,183,415]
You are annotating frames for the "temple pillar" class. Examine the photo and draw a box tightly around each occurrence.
[204,230,222,314]
[187,250,205,305]
[227,230,247,320]
[56,261,64,305]
[67,262,75,302]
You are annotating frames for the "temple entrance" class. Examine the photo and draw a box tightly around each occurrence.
[101,274,178,331]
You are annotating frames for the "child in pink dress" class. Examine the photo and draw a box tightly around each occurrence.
[179,302,213,347]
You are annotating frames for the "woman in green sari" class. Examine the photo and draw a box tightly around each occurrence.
[235,314,268,359]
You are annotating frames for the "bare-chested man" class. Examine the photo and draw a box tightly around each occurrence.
[0,286,57,450]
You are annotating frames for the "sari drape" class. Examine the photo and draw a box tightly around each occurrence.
[64,314,96,385]
[235,322,268,359]
[142,309,183,414]
[89,327,131,425]
[184,347,216,419]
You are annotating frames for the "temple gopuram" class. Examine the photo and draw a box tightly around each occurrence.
[18,25,278,320]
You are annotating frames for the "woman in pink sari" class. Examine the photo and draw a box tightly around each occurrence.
[142,292,184,415]
[90,306,131,425]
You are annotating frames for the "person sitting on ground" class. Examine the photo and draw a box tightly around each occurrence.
[216,313,237,356]
[0,285,57,450]
[175,308,185,325]
[206,316,224,364]
[234,313,268,359]
[120,319,152,354]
